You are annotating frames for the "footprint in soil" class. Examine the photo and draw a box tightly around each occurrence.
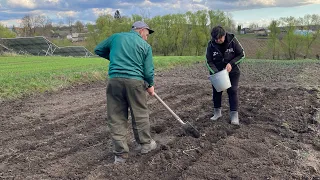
[151,125,166,134]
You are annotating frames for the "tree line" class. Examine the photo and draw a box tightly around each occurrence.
[0,15,86,38]
[1,10,319,59]
[86,11,320,59]
[85,10,235,56]
[268,14,320,59]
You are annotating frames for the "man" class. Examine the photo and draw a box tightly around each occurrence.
[94,21,157,164]
[206,26,245,125]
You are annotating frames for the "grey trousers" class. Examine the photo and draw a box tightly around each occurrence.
[106,78,152,156]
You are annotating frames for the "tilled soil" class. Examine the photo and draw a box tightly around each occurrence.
[0,61,320,180]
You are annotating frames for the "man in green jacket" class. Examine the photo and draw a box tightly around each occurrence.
[94,21,156,164]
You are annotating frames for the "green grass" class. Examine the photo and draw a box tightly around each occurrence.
[0,56,204,100]
[2,56,317,101]
[241,59,319,69]
[244,59,318,63]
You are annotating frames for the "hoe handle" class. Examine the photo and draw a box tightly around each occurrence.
[154,93,185,125]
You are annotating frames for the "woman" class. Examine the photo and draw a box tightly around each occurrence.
[206,26,245,125]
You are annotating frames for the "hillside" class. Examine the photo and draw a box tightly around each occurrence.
[238,35,320,60]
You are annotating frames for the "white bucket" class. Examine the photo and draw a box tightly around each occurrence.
[209,69,231,92]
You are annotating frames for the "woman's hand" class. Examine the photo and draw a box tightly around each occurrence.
[226,63,232,72]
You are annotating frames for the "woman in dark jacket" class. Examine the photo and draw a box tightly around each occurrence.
[206,26,245,125]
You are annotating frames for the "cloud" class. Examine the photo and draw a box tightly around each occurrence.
[0,19,22,26]
[148,0,168,3]
[56,11,79,19]
[0,10,29,21]
[204,0,317,11]
[45,0,60,3]
[3,0,120,11]
[7,0,37,9]
[131,0,209,16]
[3,0,318,13]
[92,8,114,17]
[236,0,277,6]
[4,0,63,11]
[304,0,320,3]
[1,0,320,27]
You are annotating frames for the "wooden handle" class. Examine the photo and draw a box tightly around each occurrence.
[154,93,185,125]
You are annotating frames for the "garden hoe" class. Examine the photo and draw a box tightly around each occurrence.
[154,93,200,138]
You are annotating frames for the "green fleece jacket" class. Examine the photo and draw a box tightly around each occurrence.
[94,30,154,86]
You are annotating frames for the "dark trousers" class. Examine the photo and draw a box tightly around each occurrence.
[212,72,240,111]
[106,78,152,156]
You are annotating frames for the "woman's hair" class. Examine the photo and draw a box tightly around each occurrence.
[211,26,226,40]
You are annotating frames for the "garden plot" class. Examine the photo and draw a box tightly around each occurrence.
[0,61,319,179]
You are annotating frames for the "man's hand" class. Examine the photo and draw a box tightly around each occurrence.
[226,63,232,72]
[147,86,155,96]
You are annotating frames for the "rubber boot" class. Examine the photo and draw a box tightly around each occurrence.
[230,111,239,125]
[141,139,157,154]
[210,108,222,121]
[114,154,128,164]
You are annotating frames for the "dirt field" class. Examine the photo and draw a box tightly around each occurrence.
[1,61,320,180]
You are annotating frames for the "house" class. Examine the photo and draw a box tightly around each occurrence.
[53,30,69,38]
[252,27,268,36]
[11,27,24,37]
[66,33,88,42]
[240,28,254,34]
[294,29,314,36]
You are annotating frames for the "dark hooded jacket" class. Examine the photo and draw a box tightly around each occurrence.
[206,33,245,74]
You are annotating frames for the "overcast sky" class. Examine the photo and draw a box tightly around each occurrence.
[0,0,319,28]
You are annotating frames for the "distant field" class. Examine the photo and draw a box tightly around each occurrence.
[238,35,320,60]
[0,56,204,100]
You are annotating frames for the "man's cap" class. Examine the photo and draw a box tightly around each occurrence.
[132,21,154,34]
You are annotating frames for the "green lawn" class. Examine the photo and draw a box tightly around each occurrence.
[1,56,317,101]
[0,56,204,100]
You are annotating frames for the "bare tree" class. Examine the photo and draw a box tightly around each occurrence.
[139,8,150,21]
[58,20,64,28]
[66,16,74,34]
[302,14,320,58]
[35,15,46,28]
[20,15,53,36]
[74,20,84,33]
[34,15,47,35]
[44,17,53,36]
[249,23,259,29]
[225,12,236,32]
[280,16,302,59]
[20,15,35,36]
